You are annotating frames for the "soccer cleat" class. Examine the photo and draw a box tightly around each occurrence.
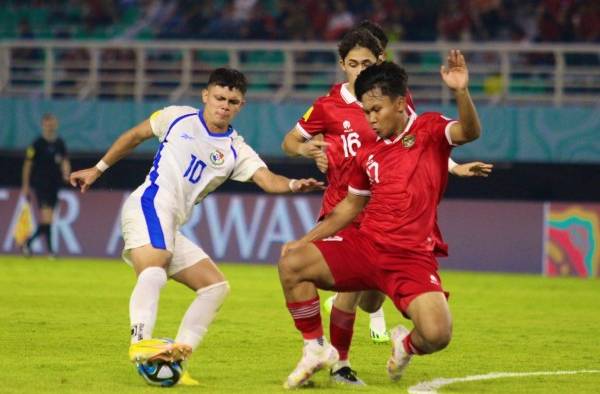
[178,370,199,386]
[284,341,339,389]
[387,325,412,381]
[129,339,192,364]
[370,322,390,344]
[21,243,32,258]
[323,294,336,314]
[330,366,366,386]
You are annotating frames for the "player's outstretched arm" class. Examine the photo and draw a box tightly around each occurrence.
[281,128,329,173]
[251,167,325,194]
[281,193,368,257]
[440,50,481,145]
[69,119,154,193]
[449,158,493,177]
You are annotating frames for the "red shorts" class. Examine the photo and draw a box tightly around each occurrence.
[313,226,448,316]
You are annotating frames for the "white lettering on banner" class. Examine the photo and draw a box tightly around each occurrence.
[52,191,81,253]
[2,191,42,252]
[258,197,295,260]
[180,205,202,246]
[203,196,266,259]
[293,197,319,231]
[106,192,129,255]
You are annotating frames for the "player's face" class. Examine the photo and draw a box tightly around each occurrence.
[202,84,245,131]
[340,46,379,89]
[42,116,58,136]
[361,88,406,139]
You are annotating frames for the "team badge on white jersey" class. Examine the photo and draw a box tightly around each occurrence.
[209,150,225,167]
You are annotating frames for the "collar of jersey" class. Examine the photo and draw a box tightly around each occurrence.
[381,112,417,145]
[340,83,360,106]
[198,110,234,138]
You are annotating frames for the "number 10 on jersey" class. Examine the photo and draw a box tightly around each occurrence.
[183,154,206,184]
[341,132,361,158]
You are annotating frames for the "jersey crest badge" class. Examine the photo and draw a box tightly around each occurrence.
[209,150,225,167]
[402,134,415,148]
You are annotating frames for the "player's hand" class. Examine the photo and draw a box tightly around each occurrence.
[290,178,326,193]
[69,167,102,193]
[281,239,307,257]
[441,50,469,91]
[451,162,493,177]
[299,140,329,173]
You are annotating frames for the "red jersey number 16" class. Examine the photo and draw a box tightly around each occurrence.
[341,132,361,158]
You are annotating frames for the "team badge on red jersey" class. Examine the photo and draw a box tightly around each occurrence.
[402,134,416,148]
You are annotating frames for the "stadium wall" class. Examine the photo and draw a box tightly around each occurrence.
[1,188,598,278]
[1,98,600,163]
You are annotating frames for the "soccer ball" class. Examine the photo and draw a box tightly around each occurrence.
[136,359,183,387]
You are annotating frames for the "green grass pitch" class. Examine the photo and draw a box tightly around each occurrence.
[1,256,599,393]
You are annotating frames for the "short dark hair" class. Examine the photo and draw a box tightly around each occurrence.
[42,113,56,121]
[355,62,408,102]
[208,68,247,94]
[338,28,383,61]
[357,20,388,49]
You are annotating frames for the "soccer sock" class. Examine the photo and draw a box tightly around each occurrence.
[175,281,230,351]
[129,266,167,344]
[27,225,44,245]
[287,297,323,342]
[329,306,355,362]
[402,331,425,355]
[369,306,387,333]
[44,224,53,253]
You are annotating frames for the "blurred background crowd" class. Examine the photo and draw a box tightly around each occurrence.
[3,0,599,43]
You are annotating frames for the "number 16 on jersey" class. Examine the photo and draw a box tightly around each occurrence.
[341,132,361,158]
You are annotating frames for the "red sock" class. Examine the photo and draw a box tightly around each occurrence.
[329,306,356,361]
[287,297,323,340]
[402,331,425,355]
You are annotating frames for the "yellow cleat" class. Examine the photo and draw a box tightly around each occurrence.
[178,370,200,386]
[129,338,192,364]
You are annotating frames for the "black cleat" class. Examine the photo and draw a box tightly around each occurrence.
[330,366,366,386]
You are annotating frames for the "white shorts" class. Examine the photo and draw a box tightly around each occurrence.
[120,194,209,276]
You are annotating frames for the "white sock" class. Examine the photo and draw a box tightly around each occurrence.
[129,266,167,344]
[369,307,387,333]
[175,281,230,350]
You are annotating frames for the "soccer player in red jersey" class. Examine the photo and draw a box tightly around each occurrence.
[278,50,481,388]
[281,26,491,386]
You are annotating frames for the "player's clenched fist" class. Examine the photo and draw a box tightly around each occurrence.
[69,167,102,193]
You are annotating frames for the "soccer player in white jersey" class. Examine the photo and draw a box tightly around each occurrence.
[69,68,324,385]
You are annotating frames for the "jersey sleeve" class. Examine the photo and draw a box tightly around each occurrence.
[149,105,197,140]
[295,99,326,140]
[347,158,371,197]
[424,112,458,147]
[230,136,268,182]
[25,144,35,160]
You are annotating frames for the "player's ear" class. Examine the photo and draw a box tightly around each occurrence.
[338,58,346,72]
[395,96,406,113]
[378,53,386,63]
[201,88,208,104]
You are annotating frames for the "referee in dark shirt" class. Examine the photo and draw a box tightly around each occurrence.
[21,113,70,258]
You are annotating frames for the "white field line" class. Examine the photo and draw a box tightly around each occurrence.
[408,369,600,394]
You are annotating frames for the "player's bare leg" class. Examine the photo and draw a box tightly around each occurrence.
[387,292,452,381]
[128,245,192,363]
[278,243,340,389]
[359,290,390,343]
[170,258,230,385]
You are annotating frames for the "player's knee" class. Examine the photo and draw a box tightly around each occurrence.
[278,253,302,288]
[198,281,230,307]
[358,291,385,313]
[421,324,452,352]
